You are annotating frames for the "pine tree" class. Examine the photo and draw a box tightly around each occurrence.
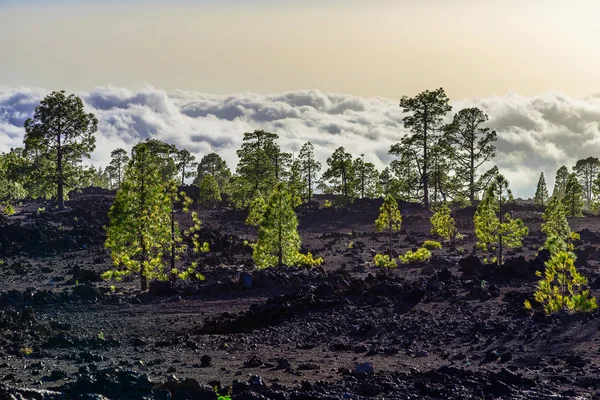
[534,172,549,206]
[562,173,584,217]
[526,251,597,315]
[107,148,129,189]
[142,139,179,181]
[390,88,452,209]
[103,143,172,290]
[552,166,569,200]
[287,159,303,208]
[175,149,198,186]
[236,130,280,193]
[474,174,529,265]
[445,107,497,203]
[194,152,231,190]
[430,202,461,245]
[322,147,356,205]
[252,184,301,268]
[298,142,321,202]
[197,174,221,207]
[24,91,98,209]
[375,194,403,259]
[245,191,266,227]
[541,195,572,253]
[353,156,380,199]
[573,157,600,209]
[164,180,194,284]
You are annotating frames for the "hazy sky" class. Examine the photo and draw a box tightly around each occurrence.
[1,0,600,99]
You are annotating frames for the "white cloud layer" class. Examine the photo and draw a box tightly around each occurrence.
[1,86,600,198]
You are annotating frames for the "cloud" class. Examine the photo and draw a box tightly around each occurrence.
[1,85,600,198]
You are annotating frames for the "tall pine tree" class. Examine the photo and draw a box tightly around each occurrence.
[562,173,584,217]
[298,142,321,202]
[534,172,549,206]
[553,166,569,200]
[390,88,452,209]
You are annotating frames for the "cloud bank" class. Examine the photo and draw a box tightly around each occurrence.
[1,86,600,198]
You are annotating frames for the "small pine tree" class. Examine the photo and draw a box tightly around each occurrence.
[541,195,572,253]
[430,202,461,245]
[525,251,597,314]
[534,172,549,206]
[198,174,221,208]
[246,191,267,227]
[375,194,403,259]
[474,174,529,266]
[562,173,584,217]
[252,184,301,268]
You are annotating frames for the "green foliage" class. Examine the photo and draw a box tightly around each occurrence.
[141,139,179,181]
[541,195,572,253]
[374,253,397,268]
[526,251,597,314]
[474,174,528,265]
[36,207,45,215]
[236,130,280,194]
[390,88,452,209]
[175,149,198,186]
[298,142,321,202]
[322,147,356,204]
[562,173,584,217]
[24,91,98,209]
[98,331,105,341]
[430,202,462,244]
[287,160,304,208]
[245,191,267,227]
[214,387,232,400]
[422,240,442,250]
[534,172,549,206]
[323,199,332,208]
[375,194,403,259]
[353,156,380,199]
[399,247,432,264]
[20,347,33,356]
[552,166,569,200]
[294,252,324,267]
[252,184,301,269]
[347,241,354,249]
[197,174,222,207]
[194,152,231,191]
[445,107,498,203]
[3,204,15,216]
[104,143,173,290]
[106,148,129,189]
[573,157,600,210]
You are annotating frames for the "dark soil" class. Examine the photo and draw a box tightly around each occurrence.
[1,188,600,399]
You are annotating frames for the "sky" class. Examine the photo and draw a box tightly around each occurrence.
[1,0,600,198]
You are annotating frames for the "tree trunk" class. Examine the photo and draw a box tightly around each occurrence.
[498,193,503,267]
[170,201,176,286]
[423,106,429,210]
[181,164,185,186]
[308,163,312,202]
[388,221,393,259]
[470,144,475,203]
[139,156,148,291]
[56,112,65,210]
[278,192,283,266]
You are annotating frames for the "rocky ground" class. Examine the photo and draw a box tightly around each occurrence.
[1,189,600,399]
